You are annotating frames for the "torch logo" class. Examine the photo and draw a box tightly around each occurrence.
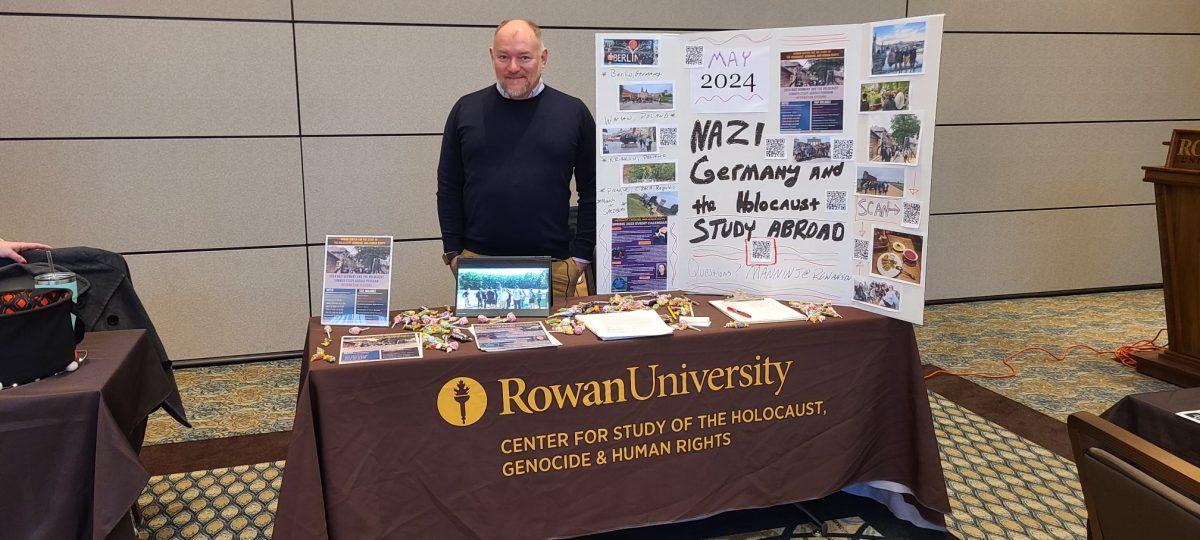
[436,377,487,427]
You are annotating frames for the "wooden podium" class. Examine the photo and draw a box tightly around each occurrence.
[1137,163,1200,386]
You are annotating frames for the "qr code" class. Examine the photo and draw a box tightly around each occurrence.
[684,45,704,66]
[825,190,847,212]
[763,137,786,159]
[853,239,869,261]
[658,126,677,147]
[902,201,921,228]
[831,138,854,161]
[747,237,776,265]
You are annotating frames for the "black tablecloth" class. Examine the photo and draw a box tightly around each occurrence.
[276,297,950,539]
[1103,387,1200,468]
[0,330,184,540]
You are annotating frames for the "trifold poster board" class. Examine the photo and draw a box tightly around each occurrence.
[595,16,942,324]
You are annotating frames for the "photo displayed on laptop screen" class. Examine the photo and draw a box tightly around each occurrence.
[455,256,553,317]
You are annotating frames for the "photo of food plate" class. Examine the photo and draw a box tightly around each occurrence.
[870,226,924,285]
[876,252,902,278]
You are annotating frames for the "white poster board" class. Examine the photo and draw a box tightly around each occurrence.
[595,16,942,324]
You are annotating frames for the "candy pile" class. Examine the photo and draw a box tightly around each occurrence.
[787,301,843,323]
[546,292,699,334]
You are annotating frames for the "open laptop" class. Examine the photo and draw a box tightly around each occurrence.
[455,256,552,317]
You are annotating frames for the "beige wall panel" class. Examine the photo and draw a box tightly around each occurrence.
[292,1,904,28]
[0,16,297,137]
[911,1,1200,33]
[930,122,1200,213]
[303,136,441,240]
[0,1,290,19]
[127,247,310,360]
[0,138,304,252]
[925,206,1161,300]
[940,34,1200,125]
[296,25,604,135]
[308,241,455,313]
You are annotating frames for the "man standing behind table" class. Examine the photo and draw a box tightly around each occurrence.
[437,19,596,299]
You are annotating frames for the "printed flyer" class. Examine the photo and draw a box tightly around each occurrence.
[320,235,394,326]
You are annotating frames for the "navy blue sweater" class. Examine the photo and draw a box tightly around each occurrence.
[437,85,597,261]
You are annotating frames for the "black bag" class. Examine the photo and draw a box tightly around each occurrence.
[0,288,85,386]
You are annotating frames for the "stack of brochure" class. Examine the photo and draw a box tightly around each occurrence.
[575,309,674,341]
[709,298,805,324]
[470,321,562,352]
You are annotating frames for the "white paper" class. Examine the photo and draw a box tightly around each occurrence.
[576,309,674,341]
[1176,410,1200,425]
[710,298,805,324]
[689,46,769,113]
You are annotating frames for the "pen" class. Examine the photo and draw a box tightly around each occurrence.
[726,306,752,319]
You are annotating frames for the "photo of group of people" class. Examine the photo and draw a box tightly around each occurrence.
[324,243,391,274]
[603,126,657,155]
[871,227,924,285]
[621,162,676,185]
[603,38,659,66]
[869,112,921,165]
[871,21,925,75]
[853,278,901,311]
[456,268,551,310]
[860,81,910,112]
[856,166,907,198]
[626,191,679,217]
[793,136,831,162]
[619,82,673,111]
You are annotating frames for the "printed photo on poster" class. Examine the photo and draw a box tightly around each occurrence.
[619,82,674,111]
[603,38,659,66]
[340,333,423,364]
[871,21,926,76]
[871,227,924,285]
[602,126,658,155]
[859,81,911,112]
[855,165,907,198]
[627,191,679,217]
[622,162,677,185]
[869,112,921,166]
[793,136,831,163]
[610,217,668,292]
[780,49,844,132]
[321,235,393,326]
[853,278,901,311]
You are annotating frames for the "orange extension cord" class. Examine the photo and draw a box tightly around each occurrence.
[924,328,1169,380]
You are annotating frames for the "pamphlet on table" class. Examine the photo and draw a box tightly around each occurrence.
[339,332,423,363]
[1177,409,1200,425]
[320,235,393,326]
[710,298,804,324]
[575,309,674,340]
[470,321,562,352]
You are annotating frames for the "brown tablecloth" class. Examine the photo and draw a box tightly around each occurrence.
[277,296,950,539]
[1102,387,1200,468]
[0,330,179,540]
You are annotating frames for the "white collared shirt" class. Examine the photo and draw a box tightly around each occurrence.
[495,80,546,100]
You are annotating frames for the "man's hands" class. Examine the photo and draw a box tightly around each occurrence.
[449,254,460,275]
[0,241,51,264]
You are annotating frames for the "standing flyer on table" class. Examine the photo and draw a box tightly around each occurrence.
[320,235,394,326]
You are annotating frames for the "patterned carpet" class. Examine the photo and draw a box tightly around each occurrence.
[918,289,1175,422]
[135,391,1085,540]
[145,359,298,445]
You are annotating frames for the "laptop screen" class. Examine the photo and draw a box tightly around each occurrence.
[455,256,552,317]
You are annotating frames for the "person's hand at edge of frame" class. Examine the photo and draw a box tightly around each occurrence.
[0,241,53,264]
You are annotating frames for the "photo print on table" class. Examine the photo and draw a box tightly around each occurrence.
[618,82,674,112]
[626,191,679,217]
[603,38,659,66]
[871,21,926,76]
[855,165,907,198]
[621,161,677,185]
[868,112,921,166]
[853,278,901,311]
[602,126,658,155]
[859,80,911,112]
[870,226,924,285]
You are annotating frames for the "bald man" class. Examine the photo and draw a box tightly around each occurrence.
[437,19,596,298]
